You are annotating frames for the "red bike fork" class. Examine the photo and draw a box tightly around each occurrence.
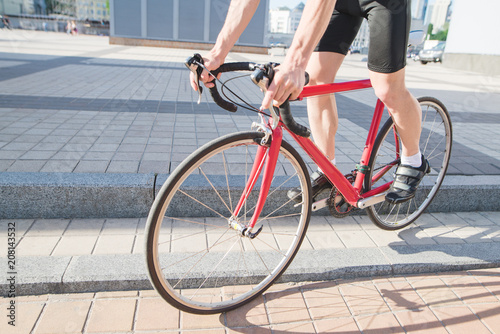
[232,127,283,230]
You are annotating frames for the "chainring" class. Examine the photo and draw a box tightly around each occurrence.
[327,173,356,218]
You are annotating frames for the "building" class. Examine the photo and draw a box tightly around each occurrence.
[76,0,109,21]
[412,0,428,20]
[269,6,290,34]
[268,2,304,35]
[444,0,500,75]
[109,0,269,52]
[429,0,451,33]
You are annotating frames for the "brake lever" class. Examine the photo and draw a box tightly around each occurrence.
[251,64,280,129]
[185,53,204,104]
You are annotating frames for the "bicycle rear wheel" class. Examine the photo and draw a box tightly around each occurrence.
[364,97,452,230]
[145,131,311,314]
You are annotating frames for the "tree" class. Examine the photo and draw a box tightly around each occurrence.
[45,0,76,17]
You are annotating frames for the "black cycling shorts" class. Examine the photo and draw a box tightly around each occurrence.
[315,0,411,73]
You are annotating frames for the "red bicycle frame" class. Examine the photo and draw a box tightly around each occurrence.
[232,79,393,230]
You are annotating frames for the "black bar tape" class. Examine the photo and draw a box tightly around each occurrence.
[277,100,311,138]
[209,62,257,112]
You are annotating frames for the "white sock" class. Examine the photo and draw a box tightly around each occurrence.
[401,152,422,168]
[318,158,336,173]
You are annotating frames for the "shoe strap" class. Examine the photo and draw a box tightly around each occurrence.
[395,165,425,179]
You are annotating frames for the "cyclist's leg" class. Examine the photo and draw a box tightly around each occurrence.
[364,0,421,158]
[364,0,428,203]
[369,68,421,158]
[306,52,344,161]
[307,3,363,163]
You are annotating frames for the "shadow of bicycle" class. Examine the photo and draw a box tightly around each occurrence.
[220,271,500,333]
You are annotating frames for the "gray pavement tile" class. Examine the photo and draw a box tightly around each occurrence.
[337,230,377,248]
[60,143,94,152]
[101,218,140,235]
[6,160,46,172]
[122,136,149,144]
[397,227,438,246]
[1,150,25,159]
[143,144,170,153]
[41,135,73,143]
[106,160,139,173]
[481,212,500,225]
[112,152,143,160]
[51,151,86,160]
[1,142,37,151]
[26,219,71,236]
[117,144,146,152]
[16,236,60,256]
[89,143,120,152]
[306,231,345,249]
[307,216,334,231]
[93,235,135,254]
[0,159,14,171]
[451,226,492,243]
[11,135,44,143]
[40,160,79,172]
[82,151,115,160]
[138,160,169,174]
[74,160,110,173]
[326,216,363,231]
[94,136,124,144]
[32,142,65,151]
[0,219,34,237]
[19,151,57,160]
[24,128,54,136]
[456,212,497,226]
[64,218,105,236]
[142,152,170,161]
[52,235,98,256]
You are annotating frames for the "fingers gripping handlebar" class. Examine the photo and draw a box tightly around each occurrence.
[185,54,257,112]
[185,54,311,137]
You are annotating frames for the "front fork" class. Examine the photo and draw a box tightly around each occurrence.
[229,122,283,238]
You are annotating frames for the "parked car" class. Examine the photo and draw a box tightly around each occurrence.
[418,42,446,64]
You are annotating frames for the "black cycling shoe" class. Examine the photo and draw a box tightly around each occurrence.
[385,155,430,204]
[288,171,332,203]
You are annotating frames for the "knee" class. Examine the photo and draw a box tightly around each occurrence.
[373,85,409,109]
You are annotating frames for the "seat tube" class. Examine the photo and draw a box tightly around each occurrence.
[248,127,283,229]
[354,99,385,191]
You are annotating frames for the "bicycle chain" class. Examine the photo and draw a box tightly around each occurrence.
[327,173,356,218]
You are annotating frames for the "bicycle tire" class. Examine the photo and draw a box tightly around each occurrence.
[145,131,312,314]
[364,97,452,230]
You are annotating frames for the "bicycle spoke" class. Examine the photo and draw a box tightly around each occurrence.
[222,152,233,212]
[179,189,227,218]
[199,166,233,216]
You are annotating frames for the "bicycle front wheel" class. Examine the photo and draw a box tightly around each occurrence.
[364,97,452,230]
[145,131,312,314]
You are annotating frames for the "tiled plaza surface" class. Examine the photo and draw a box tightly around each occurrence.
[0,30,500,175]
[2,269,500,333]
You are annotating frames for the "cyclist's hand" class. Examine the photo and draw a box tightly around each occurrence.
[189,53,223,91]
[261,64,305,109]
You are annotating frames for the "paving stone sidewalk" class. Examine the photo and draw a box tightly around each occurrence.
[2,269,500,333]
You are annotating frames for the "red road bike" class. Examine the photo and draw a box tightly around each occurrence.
[145,55,452,314]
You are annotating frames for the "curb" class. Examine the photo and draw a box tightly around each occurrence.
[3,243,500,296]
[1,173,500,219]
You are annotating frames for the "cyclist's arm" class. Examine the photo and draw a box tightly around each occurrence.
[190,0,261,91]
[262,0,337,108]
